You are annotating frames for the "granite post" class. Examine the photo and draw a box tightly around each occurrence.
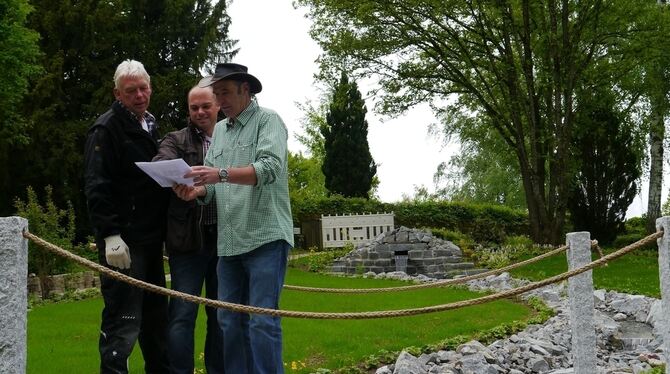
[0,216,29,373]
[656,216,670,367]
[566,231,596,374]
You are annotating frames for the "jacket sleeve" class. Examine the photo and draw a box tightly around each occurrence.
[152,132,181,161]
[84,126,121,239]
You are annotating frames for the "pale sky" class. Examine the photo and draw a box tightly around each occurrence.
[227,0,662,217]
[227,0,453,203]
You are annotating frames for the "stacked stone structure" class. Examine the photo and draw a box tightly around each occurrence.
[331,226,481,278]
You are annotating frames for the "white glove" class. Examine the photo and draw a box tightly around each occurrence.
[104,235,131,269]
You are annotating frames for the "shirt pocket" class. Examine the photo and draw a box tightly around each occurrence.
[232,141,255,166]
[210,146,227,167]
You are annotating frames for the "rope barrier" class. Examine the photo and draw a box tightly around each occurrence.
[22,230,662,320]
[89,239,573,293]
[591,241,608,267]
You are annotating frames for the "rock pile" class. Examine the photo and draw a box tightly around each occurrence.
[331,227,484,278]
[366,271,667,374]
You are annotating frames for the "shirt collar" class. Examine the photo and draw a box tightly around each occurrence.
[116,100,156,125]
[187,119,206,136]
[227,99,258,129]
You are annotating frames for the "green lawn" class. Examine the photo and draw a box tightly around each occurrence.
[510,248,660,297]
[28,267,530,373]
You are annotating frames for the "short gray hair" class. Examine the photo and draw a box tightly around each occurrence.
[113,60,150,89]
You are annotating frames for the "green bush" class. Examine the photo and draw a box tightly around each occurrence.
[640,366,664,374]
[429,228,476,258]
[14,186,86,298]
[624,216,647,235]
[475,247,513,269]
[470,235,552,269]
[292,196,529,244]
[503,235,534,248]
[393,201,528,242]
[612,216,656,251]
[289,245,351,273]
[612,233,657,251]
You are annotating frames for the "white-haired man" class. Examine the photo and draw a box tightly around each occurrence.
[84,59,169,373]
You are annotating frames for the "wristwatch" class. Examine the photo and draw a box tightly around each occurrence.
[218,168,229,183]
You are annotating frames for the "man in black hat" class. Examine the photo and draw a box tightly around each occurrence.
[173,63,293,374]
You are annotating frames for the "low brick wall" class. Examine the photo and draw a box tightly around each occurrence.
[28,271,99,300]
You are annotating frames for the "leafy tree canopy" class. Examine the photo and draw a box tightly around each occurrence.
[288,151,328,202]
[298,0,662,243]
[0,0,41,145]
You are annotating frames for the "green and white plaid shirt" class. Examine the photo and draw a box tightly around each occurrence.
[200,99,293,256]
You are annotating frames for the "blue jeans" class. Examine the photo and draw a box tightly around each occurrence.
[217,240,291,374]
[168,224,224,374]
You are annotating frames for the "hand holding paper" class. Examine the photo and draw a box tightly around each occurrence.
[186,165,224,186]
[135,159,195,187]
[173,184,206,201]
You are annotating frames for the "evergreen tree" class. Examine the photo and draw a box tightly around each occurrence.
[568,92,642,245]
[321,72,376,198]
[4,0,236,240]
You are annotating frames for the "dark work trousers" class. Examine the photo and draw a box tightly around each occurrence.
[98,240,169,374]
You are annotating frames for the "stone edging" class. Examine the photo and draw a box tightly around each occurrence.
[369,271,666,374]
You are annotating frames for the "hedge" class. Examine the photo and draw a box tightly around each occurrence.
[291,196,529,243]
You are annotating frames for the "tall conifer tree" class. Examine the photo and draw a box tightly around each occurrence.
[321,72,376,198]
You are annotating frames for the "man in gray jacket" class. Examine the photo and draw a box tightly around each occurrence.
[153,84,223,373]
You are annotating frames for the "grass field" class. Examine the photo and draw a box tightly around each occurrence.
[510,248,660,297]
[27,267,530,373]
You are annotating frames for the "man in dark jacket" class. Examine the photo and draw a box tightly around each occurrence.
[153,84,223,373]
[84,59,169,374]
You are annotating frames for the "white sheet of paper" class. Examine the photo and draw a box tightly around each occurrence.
[135,159,194,187]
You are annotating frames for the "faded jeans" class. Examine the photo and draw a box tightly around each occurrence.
[216,240,291,374]
[167,224,223,373]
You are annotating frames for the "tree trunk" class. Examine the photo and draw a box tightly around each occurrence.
[646,110,664,233]
[518,152,562,245]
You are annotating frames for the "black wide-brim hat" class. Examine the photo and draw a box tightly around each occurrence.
[198,63,262,94]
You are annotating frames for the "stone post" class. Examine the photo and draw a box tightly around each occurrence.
[0,216,29,373]
[566,231,596,374]
[656,216,670,366]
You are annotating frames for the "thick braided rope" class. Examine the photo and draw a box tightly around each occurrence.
[284,243,573,293]
[22,230,661,320]
[91,241,574,293]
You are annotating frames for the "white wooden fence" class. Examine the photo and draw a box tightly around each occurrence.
[321,212,394,248]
